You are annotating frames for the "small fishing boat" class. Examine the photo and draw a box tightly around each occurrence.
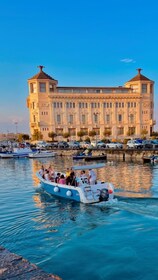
[36,163,115,204]
[0,152,13,158]
[143,155,158,164]
[73,150,107,161]
[84,154,107,161]
[28,150,56,158]
[0,147,33,158]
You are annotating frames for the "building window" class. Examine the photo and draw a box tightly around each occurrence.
[129,114,134,123]
[118,114,122,122]
[32,102,35,109]
[81,128,88,135]
[39,83,46,92]
[30,83,36,93]
[68,115,73,124]
[55,128,63,136]
[68,128,76,136]
[49,84,54,92]
[81,114,86,124]
[33,115,36,122]
[57,115,61,124]
[93,113,98,123]
[142,84,147,93]
[105,114,110,123]
[128,127,135,135]
[117,127,124,135]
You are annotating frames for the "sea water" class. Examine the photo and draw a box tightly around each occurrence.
[0,157,158,280]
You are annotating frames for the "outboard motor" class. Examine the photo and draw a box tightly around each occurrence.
[99,188,109,201]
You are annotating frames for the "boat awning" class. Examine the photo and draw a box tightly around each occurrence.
[72,163,106,170]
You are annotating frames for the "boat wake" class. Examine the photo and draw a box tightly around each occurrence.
[106,197,158,218]
[35,185,158,218]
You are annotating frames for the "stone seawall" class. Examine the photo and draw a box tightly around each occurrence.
[0,246,61,280]
[54,149,158,162]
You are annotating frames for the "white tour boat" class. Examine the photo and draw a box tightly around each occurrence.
[36,163,115,204]
[28,150,56,158]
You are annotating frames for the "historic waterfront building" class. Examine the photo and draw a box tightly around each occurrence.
[27,66,155,141]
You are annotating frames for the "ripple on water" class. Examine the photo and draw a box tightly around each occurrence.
[1,158,158,279]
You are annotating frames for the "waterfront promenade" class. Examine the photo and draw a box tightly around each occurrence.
[0,246,61,280]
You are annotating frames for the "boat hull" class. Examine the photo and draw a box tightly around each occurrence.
[84,155,107,161]
[40,180,81,202]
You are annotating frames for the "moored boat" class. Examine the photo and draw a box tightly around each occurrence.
[0,152,14,158]
[143,155,158,164]
[84,154,107,161]
[28,150,56,158]
[36,163,115,204]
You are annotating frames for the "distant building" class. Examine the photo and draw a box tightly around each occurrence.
[27,66,156,140]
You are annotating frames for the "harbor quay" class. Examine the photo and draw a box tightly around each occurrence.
[53,148,158,162]
[0,246,61,280]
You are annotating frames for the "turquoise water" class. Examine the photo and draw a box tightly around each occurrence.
[1,157,158,279]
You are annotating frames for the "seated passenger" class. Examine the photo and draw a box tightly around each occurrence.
[39,165,45,177]
[58,174,66,184]
[55,173,61,183]
[44,170,50,181]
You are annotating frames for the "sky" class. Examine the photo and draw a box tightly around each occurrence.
[0,0,158,134]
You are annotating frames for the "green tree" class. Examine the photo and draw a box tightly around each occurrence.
[141,129,148,139]
[88,130,97,139]
[77,130,85,141]
[63,132,70,140]
[32,130,43,141]
[126,130,134,137]
[103,130,111,138]
[48,131,57,141]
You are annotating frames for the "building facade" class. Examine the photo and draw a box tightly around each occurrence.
[27,66,156,141]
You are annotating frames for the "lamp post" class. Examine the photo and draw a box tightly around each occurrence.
[14,122,18,140]
[93,112,99,146]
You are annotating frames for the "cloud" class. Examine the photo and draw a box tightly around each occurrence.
[120,58,136,63]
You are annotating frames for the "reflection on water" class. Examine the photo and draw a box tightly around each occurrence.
[1,157,158,280]
[31,157,156,197]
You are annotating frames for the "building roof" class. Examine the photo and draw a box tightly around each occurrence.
[28,66,57,81]
[127,68,151,82]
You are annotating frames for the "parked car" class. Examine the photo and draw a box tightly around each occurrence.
[36,141,50,149]
[106,142,123,149]
[142,140,158,149]
[68,141,80,149]
[96,141,107,148]
[49,142,58,148]
[126,140,143,149]
[58,141,69,148]
[80,141,92,149]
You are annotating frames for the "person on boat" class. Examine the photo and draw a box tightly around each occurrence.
[39,165,45,177]
[55,173,61,183]
[44,170,50,181]
[48,165,54,179]
[88,169,96,185]
[66,168,71,178]
[68,171,78,187]
[80,170,88,184]
[58,174,66,184]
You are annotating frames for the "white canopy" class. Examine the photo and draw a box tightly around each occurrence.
[72,163,105,170]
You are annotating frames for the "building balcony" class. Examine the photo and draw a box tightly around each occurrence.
[150,120,156,125]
